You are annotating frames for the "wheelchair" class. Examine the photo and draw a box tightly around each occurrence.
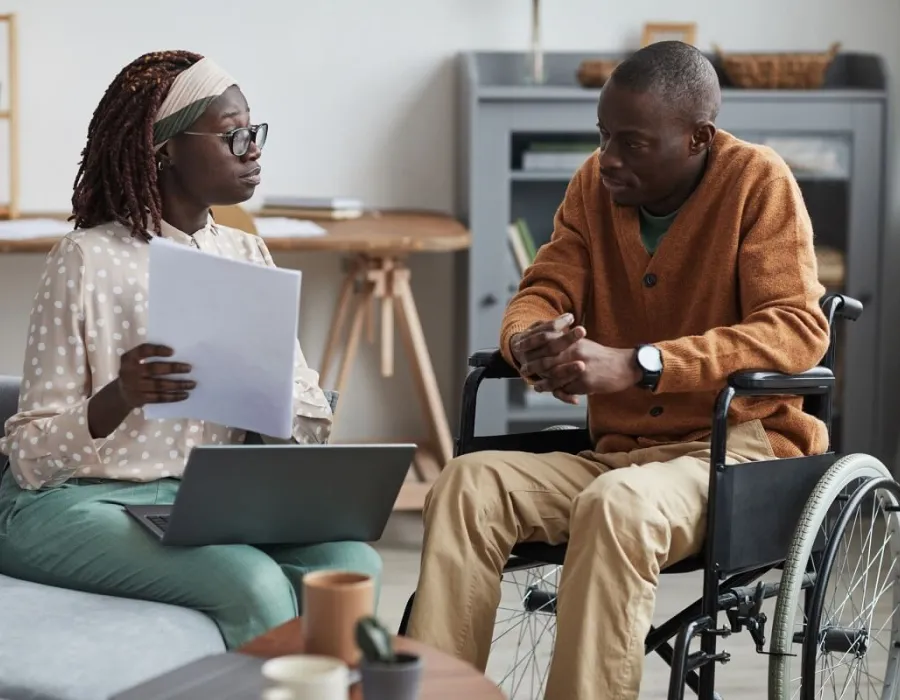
[397,293,900,700]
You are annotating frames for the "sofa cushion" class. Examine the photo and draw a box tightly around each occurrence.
[0,574,225,700]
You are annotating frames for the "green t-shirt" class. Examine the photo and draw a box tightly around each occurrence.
[639,207,679,255]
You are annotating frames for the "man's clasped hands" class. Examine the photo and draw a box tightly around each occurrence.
[509,314,642,404]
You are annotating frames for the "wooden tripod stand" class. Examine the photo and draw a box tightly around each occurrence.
[319,254,455,509]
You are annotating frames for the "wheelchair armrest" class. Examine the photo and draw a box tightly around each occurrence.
[468,348,520,379]
[728,366,834,395]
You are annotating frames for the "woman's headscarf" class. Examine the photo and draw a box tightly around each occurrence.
[152,57,237,149]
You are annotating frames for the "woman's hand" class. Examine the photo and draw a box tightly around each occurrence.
[88,343,195,439]
[115,343,196,408]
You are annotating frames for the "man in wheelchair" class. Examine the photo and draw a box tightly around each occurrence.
[404,40,851,699]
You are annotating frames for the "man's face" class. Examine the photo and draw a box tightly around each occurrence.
[596,81,702,211]
[163,85,263,208]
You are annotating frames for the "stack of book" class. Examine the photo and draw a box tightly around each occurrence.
[261,196,364,220]
[521,141,599,172]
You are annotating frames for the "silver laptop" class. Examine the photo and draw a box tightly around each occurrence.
[124,443,417,547]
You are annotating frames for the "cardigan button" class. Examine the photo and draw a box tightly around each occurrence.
[649,406,664,417]
[643,273,657,288]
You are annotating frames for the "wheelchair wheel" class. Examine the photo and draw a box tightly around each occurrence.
[487,562,559,699]
[768,453,900,699]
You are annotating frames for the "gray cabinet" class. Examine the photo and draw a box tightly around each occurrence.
[455,50,889,460]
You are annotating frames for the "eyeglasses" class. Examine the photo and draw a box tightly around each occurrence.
[181,123,268,157]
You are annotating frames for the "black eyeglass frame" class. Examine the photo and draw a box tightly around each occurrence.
[181,122,268,157]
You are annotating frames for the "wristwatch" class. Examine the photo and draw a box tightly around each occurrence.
[635,344,663,390]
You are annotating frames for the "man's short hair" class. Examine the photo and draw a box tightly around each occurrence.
[609,41,721,123]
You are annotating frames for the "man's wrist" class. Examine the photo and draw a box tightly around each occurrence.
[627,349,642,385]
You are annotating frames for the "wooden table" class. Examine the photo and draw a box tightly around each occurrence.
[239,617,504,699]
[0,209,472,511]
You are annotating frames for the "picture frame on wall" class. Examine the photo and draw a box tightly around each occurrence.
[641,22,698,47]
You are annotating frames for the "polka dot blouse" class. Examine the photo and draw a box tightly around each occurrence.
[0,216,333,490]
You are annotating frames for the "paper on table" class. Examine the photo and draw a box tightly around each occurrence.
[252,216,326,238]
[144,237,301,439]
[0,218,73,240]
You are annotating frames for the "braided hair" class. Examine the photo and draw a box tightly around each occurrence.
[70,50,202,242]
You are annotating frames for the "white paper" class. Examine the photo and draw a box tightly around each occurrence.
[144,238,301,439]
[0,218,72,239]
[253,216,326,238]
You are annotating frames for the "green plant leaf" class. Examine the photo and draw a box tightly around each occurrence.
[355,616,396,664]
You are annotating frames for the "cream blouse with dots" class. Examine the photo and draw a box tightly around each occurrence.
[0,216,333,491]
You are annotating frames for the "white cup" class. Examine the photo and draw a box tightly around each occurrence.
[261,654,349,700]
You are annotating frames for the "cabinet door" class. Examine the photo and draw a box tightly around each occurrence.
[719,100,883,456]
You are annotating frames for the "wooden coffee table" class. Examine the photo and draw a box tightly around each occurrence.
[239,618,504,699]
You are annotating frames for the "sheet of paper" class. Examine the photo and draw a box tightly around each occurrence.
[252,216,326,238]
[0,218,72,239]
[144,238,301,439]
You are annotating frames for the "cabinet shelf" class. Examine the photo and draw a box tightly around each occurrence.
[510,166,847,184]
[511,169,577,182]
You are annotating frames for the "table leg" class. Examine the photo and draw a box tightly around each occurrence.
[392,266,455,469]
[331,277,372,423]
[319,262,359,385]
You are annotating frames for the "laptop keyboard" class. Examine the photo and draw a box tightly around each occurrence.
[148,514,170,532]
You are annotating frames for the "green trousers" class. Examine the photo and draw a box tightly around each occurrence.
[0,468,382,649]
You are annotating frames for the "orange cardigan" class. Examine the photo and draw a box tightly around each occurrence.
[500,130,830,458]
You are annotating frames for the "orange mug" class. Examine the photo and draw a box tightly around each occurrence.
[302,570,375,666]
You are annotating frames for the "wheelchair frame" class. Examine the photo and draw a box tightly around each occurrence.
[398,293,887,700]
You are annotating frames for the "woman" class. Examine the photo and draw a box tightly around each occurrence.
[0,50,381,649]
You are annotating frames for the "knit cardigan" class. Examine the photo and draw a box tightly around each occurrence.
[500,130,830,458]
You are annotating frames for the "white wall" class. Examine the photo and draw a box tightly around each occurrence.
[1,0,898,443]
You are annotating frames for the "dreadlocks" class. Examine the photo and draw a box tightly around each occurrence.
[71,50,202,243]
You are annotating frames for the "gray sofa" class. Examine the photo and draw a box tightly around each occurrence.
[0,375,337,700]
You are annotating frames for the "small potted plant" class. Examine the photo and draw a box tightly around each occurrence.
[355,616,423,700]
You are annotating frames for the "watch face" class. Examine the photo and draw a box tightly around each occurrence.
[638,345,663,373]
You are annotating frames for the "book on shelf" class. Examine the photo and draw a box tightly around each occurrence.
[521,141,599,171]
[507,218,538,276]
[815,246,845,288]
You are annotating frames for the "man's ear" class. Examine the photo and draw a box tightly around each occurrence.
[690,123,716,155]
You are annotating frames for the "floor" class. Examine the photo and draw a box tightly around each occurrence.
[374,511,898,700]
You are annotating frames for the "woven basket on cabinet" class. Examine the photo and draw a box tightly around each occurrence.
[575,59,621,88]
[713,42,841,89]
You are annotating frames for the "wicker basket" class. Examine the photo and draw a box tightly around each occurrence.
[714,42,841,89]
[576,59,621,88]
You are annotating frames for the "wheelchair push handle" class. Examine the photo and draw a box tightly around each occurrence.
[828,293,863,323]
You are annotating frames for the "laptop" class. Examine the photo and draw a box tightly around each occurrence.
[124,443,417,547]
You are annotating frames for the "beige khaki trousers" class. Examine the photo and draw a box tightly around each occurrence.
[406,419,776,700]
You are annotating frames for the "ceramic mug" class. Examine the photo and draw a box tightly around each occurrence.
[261,654,349,700]
[302,570,375,666]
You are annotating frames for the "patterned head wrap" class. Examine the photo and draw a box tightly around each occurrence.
[152,57,237,149]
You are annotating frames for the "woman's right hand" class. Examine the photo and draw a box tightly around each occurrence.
[115,343,196,409]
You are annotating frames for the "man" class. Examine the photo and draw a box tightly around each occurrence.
[406,41,829,699]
